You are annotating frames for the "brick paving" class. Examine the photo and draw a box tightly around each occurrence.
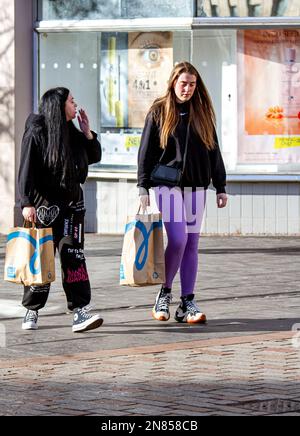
[0,234,300,416]
[0,332,299,416]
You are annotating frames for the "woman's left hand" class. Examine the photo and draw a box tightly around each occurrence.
[78,109,93,140]
[217,193,228,208]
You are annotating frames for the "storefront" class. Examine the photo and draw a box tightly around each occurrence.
[2,0,300,234]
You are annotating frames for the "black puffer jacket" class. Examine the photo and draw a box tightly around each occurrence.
[137,103,226,194]
[18,114,101,208]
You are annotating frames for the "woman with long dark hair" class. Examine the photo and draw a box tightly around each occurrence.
[138,62,227,324]
[18,87,103,332]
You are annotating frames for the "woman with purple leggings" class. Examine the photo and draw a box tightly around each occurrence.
[137,62,227,324]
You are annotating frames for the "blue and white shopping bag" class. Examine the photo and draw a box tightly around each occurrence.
[120,213,165,286]
[4,224,55,286]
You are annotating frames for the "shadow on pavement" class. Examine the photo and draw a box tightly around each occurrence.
[102,317,300,334]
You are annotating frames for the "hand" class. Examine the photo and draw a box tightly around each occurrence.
[77,109,93,139]
[217,193,228,208]
[22,207,37,223]
[140,195,150,213]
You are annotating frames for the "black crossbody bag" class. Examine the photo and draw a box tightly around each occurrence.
[150,124,190,187]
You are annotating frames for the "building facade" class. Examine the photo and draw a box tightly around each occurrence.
[1,0,300,234]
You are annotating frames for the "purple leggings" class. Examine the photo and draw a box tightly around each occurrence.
[154,187,207,296]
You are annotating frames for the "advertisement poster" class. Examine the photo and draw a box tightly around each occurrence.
[127,32,173,128]
[100,33,128,129]
[238,30,300,164]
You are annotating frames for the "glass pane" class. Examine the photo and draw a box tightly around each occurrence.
[38,0,195,20]
[198,0,300,17]
[192,30,237,170]
[99,31,191,167]
[39,32,99,133]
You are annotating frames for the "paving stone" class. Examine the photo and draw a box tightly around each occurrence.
[1,234,300,415]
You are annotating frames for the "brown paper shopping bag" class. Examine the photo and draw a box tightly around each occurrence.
[4,223,55,286]
[120,212,165,287]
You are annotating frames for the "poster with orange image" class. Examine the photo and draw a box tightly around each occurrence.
[238,30,300,164]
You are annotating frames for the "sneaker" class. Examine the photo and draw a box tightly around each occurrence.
[72,306,103,333]
[175,294,207,324]
[152,287,172,321]
[22,310,38,330]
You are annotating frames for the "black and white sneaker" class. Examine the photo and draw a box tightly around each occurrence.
[152,287,172,321]
[175,294,207,324]
[22,310,38,330]
[72,306,103,333]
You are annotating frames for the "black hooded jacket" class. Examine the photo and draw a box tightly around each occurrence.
[18,114,101,208]
[137,102,226,194]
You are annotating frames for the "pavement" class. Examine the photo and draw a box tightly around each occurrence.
[0,233,300,416]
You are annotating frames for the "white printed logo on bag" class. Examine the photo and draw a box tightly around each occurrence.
[6,266,16,279]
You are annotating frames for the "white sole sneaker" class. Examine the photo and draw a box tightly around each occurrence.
[152,308,170,321]
[22,322,38,330]
[72,314,103,333]
[175,307,207,324]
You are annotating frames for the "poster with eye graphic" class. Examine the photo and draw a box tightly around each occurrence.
[128,32,173,128]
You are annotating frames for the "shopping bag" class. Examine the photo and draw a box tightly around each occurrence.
[120,212,165,287]
[4,223,55,286]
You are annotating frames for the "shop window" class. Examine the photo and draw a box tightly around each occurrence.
[38,28,300,173]
[192,27,300,173]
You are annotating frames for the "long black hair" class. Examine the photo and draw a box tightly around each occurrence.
[39,87,75,190]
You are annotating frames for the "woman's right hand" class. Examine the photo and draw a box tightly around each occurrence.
[140,195,150,213]
[22,207,37,223]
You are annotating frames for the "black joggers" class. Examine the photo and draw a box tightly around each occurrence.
[22,198,91,311]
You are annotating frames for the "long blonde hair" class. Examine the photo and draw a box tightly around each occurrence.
[149,62,216,150]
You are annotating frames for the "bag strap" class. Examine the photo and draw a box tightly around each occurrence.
[23,220,36,229]
[158,123,190,170]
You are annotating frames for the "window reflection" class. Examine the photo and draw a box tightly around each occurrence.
[38,0,194,20]
[198,0,298,17]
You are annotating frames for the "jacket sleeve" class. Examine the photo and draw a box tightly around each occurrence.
[82,131,102,165]
[137,112,162,191]
[18,129,37,208]
[209,131,227,194]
